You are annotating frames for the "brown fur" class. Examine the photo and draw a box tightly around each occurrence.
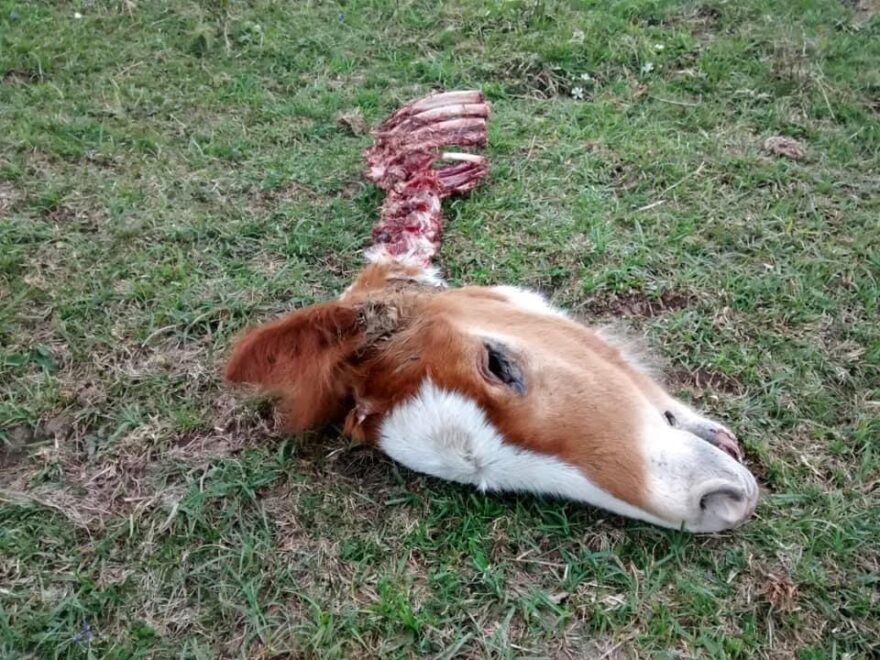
[343,262,439,298]
[225,301,364,431]
[225,282,663,508]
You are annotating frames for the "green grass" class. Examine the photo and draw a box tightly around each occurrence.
[1,0,878,656]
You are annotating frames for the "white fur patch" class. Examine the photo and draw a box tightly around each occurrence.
[363,238,441,273]
[407,264,446,288]
[640,413,759,532]
[377,380,675,528]
[361,254,446,288]
[491,286,568,319]
[341,260,446,300]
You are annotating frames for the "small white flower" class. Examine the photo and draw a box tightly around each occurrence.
[641,62,655,75]
[579,72,592,82]
[571,86,585,100]
[571,30,585,43]
[653,43,665,51]
[74,11,83,19]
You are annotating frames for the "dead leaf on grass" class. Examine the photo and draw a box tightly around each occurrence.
[760,568,800,612]
[337,109,367,136]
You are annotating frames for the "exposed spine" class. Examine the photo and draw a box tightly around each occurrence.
[363,90,491,266]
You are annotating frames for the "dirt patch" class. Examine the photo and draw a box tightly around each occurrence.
[41,412,77,442]
[842,0,880,19]
[45,204,76,224]
[327,442,395,485]
[178,389,284,443]
[695,4,723,23]
[737,559,803,619]
[583,140,639,191]
[1,425,39,470]
[763,136,806,161]
[0,387,286,530]
[0,182,21,215]
[671,366,744,395]
[337,179,366,198]
[168,399,283,465]
[491,53,569,98]
[314,252,353,280]
[249,179,321,208]
[584,288,693,318]
[760,568,800,613]
[662,3,722,39]
[59,376,107,408]
[336,109,367,136]
[39,193,107,231]
[1,412,79,472]
[2,68,38,85]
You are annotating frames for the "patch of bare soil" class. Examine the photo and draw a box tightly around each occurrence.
[1,426,36,471]
[1,411,79,471]
[39,192,108,231]
[2,68,38,84]
[337,179,366,198]
[760,569,800,613]
[763,136,807,161]
[661,4,722,40]
[0,389,284,530]
[842,0,879,19]
[495,53,570,98]
[0,181,21,215]
[671,366,744,395]
[44,204,76,224]
[336,108,367,136]
[325,442,393,483]
[738,559,803,615]
[314,252,353,279]
[168,391,285,464]
[584,288,693,318]
[249,179,320,209]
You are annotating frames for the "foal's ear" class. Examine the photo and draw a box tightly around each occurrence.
[225,301,364,431]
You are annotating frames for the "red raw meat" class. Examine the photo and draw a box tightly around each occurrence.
[363,90,491,266]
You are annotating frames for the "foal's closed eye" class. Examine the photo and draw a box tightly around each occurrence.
[482,341,526,395]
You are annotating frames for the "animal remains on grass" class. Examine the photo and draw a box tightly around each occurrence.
[225,91,758,533]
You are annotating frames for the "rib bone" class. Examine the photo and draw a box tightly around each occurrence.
[363,90,491,266]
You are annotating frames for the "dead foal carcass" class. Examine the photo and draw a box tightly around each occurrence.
[225,90,758,533]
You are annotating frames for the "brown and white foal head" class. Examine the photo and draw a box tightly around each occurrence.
[226,261,759,533]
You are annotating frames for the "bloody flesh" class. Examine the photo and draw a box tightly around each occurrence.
[363,90,491,266]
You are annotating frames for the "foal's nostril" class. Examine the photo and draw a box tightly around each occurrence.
[699,487,743,511]
[696,483,754,530]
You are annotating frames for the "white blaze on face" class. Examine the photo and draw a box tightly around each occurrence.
[377,380,681,529]
[378,380,758,533]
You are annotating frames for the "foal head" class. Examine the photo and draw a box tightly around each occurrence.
[227,262,758,533]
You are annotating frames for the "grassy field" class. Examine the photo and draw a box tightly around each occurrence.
[1,0,878,657]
